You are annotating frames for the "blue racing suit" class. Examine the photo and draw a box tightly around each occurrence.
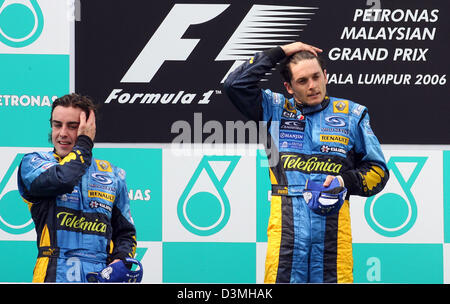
[18,135,137,282]
[224,47,389,283]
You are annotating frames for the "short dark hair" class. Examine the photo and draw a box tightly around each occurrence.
[280,51,326,83]
[50,93,97,124]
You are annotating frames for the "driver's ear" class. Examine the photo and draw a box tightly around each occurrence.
[284,81,294,95]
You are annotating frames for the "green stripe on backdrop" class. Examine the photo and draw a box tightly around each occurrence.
[163,242,256,283]
[353,243,443,283]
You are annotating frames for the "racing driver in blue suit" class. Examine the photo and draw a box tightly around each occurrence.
[18,93,137,282]
[224,42,389,283]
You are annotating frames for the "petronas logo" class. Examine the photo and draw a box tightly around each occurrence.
[0,0,44,47]
[0,153,35,235]
[364,156,427,237]
[177,155,240,236]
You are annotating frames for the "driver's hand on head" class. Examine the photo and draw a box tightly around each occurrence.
[281,42,323,57]
[77,109,96,141]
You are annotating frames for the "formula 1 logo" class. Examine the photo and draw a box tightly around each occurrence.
[0,153,35,235]
[0,0,44,48]
[364,156,427,237]
[177,155,240,236]
[121,3,317,84]
[75,1,318,142]
[121,4,229,83]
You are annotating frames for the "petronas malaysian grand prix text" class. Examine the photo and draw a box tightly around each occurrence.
[327,8,447,86]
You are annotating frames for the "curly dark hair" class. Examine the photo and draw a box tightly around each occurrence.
[279,51,326,83]
[50,93,97,124]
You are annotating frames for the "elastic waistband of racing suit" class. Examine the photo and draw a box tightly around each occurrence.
[38,246,107,263]
[271,184,304,196]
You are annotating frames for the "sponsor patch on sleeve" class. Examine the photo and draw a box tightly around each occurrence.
[95,160,112,172]
[333,100,349,114]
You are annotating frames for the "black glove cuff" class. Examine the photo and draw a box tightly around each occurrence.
[263,46,286,65]
[76,135,94,150]
[108,252,131,266]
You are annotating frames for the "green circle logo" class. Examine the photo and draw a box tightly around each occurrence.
[364,156,427,238]
[179,191,230,236]
[0,190,34,235]
[0,153,34,235]
[177,156,240,236]
[0,0,44,47]
[365,192,416,237]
